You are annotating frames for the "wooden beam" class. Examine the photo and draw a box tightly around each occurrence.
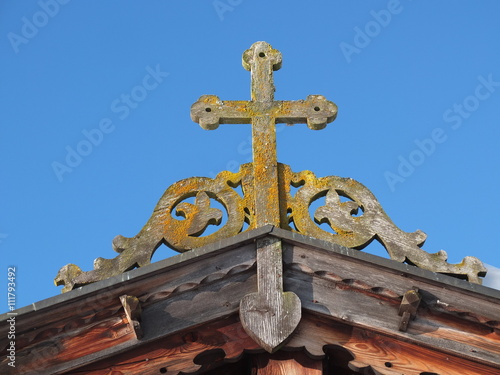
[120,295,143,339]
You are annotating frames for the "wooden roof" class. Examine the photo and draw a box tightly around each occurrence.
[2,226,499,374]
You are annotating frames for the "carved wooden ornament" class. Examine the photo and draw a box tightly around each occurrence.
[55,41,487,351]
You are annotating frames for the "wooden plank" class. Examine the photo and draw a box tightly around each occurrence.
[2,242,256,344]
[132,243,256,307]
[252,351,322,375]
[141,268,256,341]
[284,267,500,367]
[60,314,258,375]
[26,270,256,375]
[60,313,500,375]
[1,316,134,375]
[284,243,500,321]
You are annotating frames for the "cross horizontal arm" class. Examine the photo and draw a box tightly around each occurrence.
[191,95,338,130]
[190,95,250,129]
[276,95,338,130]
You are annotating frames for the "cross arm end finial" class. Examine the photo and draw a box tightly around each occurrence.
[242,41,282,72]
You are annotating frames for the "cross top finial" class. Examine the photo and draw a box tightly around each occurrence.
[242,41,282,72]
[242,41,282,102]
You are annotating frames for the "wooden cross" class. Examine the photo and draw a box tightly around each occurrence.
[190,41,337,352]
[191,41,337,227]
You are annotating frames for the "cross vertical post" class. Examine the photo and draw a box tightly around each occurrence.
[244,42,282,227]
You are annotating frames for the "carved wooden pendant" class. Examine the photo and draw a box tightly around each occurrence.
[240,237,301,352]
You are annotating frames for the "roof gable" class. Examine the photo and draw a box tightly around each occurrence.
[2,226,499,374]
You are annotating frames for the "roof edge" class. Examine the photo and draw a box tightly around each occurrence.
[2,225,499,321]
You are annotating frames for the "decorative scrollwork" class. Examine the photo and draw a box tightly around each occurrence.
[55,162,487,293]
[283,166,487,284]
[111,167,251,253]
[55,165,255,292]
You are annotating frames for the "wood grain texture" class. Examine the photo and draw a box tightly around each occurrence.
[0,245,257,375]
[286,169,486,283]
[4,316,133,375]
[60,314,259,375]
[301,314,500,375]
[252,351,322,375]
[284,264,500,366]
[3,235,499,374]
[284,243,499,323]
[191,41,336,231]
[240,237,301,352]
[61,313,499,375]
[120,294,143,339]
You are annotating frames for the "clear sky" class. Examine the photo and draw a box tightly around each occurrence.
[2,0,500,311]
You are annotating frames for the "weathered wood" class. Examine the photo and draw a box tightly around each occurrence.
[56,41,338,293]
[252,351,322,375]
[282,250,500,367]
[54,168,252,292]
[190,42,334,349]
[398,288,421,332]
[60,313,500,375]
[284,243,499,322]
[59,314,258,375]
[297,314,500,375]
[0,243,257,375]
[9,310,498,375]
[11,235,257,353]
[3,231,499,374]
[7,316,133,375]
[240,237,301,352]
[55,38,485,302]
[287,169,487,283]
[119,294,143,339]
[141,265,255,341]
[191,42,332,350]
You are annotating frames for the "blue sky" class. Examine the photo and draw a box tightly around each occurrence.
[2,0,500,311]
